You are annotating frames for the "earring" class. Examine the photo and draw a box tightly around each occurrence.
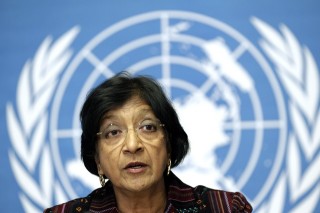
[167,159,171,176]
[99,174,105,187]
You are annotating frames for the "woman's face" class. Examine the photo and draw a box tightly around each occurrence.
[95,96,169,193]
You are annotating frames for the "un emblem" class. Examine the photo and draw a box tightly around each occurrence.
[7,11,319,212]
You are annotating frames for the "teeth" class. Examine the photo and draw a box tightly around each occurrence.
[125,162,145,169]
[127,164,144,169]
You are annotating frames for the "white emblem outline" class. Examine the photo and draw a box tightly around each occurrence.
[50,11,287,204]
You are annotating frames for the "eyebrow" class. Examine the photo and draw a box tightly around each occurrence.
[101,108,156,123]
[135,108,155,118]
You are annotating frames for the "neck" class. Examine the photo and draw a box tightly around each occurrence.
[114,179,167,213]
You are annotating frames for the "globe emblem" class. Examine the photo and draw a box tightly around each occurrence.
[50,10,287,208]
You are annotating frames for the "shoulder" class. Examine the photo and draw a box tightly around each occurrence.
[194,186,253,213]
[43,197,90,213]
[167,173,252,212]
[43,187,102,213]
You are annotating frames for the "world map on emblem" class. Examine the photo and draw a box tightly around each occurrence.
[49,11,287,208]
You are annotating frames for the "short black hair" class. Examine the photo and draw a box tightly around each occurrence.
[80,71,189,176]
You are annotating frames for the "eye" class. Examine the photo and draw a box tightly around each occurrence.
[102,124,123,139]
[104,129,122,138]
[141,124,157,132]
[138,120,159,132]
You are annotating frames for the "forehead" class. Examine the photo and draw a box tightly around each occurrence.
[104,96,155,119]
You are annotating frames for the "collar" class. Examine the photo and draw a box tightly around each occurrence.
[89,172,197,212]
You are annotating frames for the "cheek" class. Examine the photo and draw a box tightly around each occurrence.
[97,144,120,176]
[151,143,168,169]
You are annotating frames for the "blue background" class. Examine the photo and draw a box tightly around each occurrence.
[1,1,319,212]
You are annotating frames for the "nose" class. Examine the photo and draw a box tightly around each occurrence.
[122,128,143,154]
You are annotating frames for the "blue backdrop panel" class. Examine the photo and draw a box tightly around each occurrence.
[1,1,319,212]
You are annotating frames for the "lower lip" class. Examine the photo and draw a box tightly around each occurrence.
[125,166,147,174]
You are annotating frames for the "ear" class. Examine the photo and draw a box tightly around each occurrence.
[167,153,171,161]
[97,164,104,175]
[95,155,104,175]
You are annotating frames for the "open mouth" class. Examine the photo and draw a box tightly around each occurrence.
[125,162,147,169]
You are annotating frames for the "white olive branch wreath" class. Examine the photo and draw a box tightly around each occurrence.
[6,27,79,212]
[252,17,320,213]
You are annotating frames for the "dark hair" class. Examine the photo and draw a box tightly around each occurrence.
[80,71,189,176]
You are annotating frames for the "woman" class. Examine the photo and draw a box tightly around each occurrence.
[44,72,252,213]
